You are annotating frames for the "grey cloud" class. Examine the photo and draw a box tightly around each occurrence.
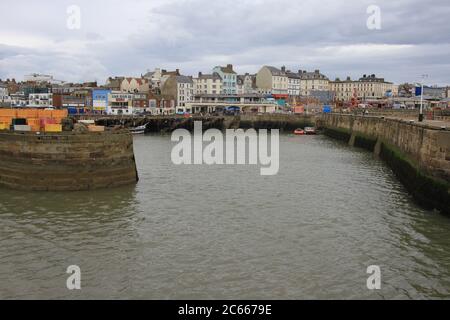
[0,0,449,85]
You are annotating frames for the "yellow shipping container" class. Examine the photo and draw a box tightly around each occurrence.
[45,124,62,132]
[0,123,9,130]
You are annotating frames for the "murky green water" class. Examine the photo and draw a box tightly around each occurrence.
[1,134,450,299]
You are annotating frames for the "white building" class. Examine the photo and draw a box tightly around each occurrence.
[255,66,288,95]
[107,92,134,115]
[8,93,27,107]
[299,70,330,96]
[24,73,65,85]
[330,74,397,101]
[28,93,53,107]
[237,74,257,94]
[286,69,330,96]
[286,72,301,96]
[193,72,223,95]
[161,75,194,113]
[0,83,8,100]
[176,76,194,111]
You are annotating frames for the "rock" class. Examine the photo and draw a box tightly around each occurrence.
[73,123,88,133]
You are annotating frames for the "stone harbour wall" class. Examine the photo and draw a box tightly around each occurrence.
[0,130,138,191]
[318,114,450,214]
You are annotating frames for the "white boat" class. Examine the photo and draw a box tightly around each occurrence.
[304,127,317,135]
[130,123,148,134]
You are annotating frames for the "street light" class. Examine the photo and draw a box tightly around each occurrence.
[416,74,428,122]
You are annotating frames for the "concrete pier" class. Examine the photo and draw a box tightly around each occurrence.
[0,130,138,191]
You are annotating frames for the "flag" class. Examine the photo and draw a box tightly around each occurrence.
[415,87,422,96]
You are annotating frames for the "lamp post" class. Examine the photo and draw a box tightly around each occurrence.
[418,74,428,122]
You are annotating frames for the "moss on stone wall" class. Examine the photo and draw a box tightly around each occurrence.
[323,127,352,142]
[354,134,377,151]
[379,142,450,215]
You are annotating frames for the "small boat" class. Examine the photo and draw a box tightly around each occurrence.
[130,123,148,135]
[304,127,317,135]
[294,128,305,135]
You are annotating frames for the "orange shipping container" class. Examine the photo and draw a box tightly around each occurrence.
[0,117,13,124]
[27,118,40,125]
[52,117,62,124]
[17,109,39,118]
[38,109,53,118]
[51,110,68,118]
[27,118,41,129]
[30,125,41,132]
[0,109,17,117]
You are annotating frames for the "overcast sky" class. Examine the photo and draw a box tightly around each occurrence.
[0,0,449,85]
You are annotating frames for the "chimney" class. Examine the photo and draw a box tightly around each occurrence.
[346,76,351,81]
[298,69,302,74]
[198,72,202,77]
[281,66,286,72]
[227,64,233,70]
[315,69,319,74]
[176,69,180,75]
[363,74,367,78]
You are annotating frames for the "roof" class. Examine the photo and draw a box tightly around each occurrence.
[264,66,286,76]
[176,75,193,84]
[143,71,154,78]
[196,72,222,81]
[125,77,148,86]
[285,71,301,79]
[214,65,237,74]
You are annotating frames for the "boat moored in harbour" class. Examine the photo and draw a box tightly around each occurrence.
[130,123,148,134]
[304,127,317,135]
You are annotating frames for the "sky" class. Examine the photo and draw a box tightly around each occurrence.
[0,0,449,86]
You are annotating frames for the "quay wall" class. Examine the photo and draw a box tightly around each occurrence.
[318,114,450,214]
[0,130,138,191]
[92,114,316,132]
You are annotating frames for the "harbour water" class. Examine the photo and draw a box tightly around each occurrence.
[1,134,450,299]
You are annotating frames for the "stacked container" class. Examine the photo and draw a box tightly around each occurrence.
[0,108,68,132]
